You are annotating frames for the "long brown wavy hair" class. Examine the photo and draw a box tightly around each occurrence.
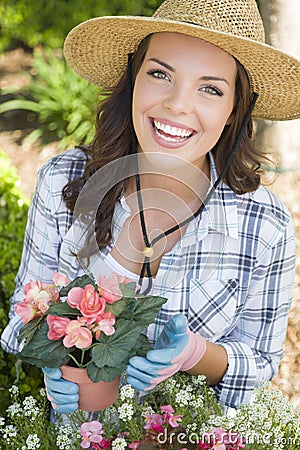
[63,33,265,251]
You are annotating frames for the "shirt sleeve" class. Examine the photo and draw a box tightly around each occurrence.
[0,153,79,354]
[214,215,295,408]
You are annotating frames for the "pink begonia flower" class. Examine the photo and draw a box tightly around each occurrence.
[80,421,103,449]
[97,275,123,304]
[212,444,226,450]
[79,285,106,322]
[144,411,164,433]
[93,311,116,339]
[110,272,134,286]
[24,279,58,304]
[35,296,51,315]
[129,441,141,449]
[160,405,182,428]
[52,271,70,287]
[214,428,245,448]
[100,438,114,449]
[63,319,93,348]
[67,286,84,309]
[15,302,38,324]
[24,279,48,301]
[47,315,70,340]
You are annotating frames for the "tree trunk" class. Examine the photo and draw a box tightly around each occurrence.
[256,0,300,170]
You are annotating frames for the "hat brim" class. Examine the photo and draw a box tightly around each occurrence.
[64,16,300,121]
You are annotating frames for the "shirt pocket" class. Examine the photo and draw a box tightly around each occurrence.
[188,278,239,341]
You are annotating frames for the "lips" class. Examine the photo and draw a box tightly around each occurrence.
[151,118,196,146]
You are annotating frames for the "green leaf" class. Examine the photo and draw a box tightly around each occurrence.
[16,321,72,368]
[104,297,132,317]
[119,282,138,298]
[0,99,43,114]
[91,319,145,368]
[87,362,126,383]
[121,295,167,325]
[48,302,80,317]
[59,274,96,297]
[135,333,153,357]
[17,316,45,343]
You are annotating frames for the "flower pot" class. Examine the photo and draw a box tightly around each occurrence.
[61,365,120,412]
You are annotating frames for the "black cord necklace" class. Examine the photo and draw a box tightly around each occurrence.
[127,53,258,294]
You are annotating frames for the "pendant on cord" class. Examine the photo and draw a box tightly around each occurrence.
[143,246,154,258]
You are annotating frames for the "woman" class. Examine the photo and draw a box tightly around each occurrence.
[2,0,299,412]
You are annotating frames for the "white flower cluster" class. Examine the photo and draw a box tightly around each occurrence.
[56,424,76,450]
[1,424,17,441]
[219,382,300,449]
[22,396,40,419]
[118,403,134,422]
[119,384,135,402]
[25,433,41,449]
[112,436,128,449]
[8,385,19,396]
[7,402,22,418]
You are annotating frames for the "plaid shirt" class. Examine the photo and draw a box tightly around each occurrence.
[1,148,295,408]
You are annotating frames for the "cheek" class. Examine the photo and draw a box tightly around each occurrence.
[201,101,234,132]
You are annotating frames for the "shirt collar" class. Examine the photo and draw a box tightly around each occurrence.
[180,152,239,248]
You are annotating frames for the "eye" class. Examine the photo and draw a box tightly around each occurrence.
[147,69,170,81]
[201,85,223,96]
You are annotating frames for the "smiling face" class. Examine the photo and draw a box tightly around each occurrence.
[132,32,237,170]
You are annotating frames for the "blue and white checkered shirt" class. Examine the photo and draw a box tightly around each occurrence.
[1,148,295,408]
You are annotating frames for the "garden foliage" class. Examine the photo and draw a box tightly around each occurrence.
[0,0,164,51]
[0,48,101,149]
[0,150,43,417]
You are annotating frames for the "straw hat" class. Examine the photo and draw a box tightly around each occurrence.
[64,0,300,121]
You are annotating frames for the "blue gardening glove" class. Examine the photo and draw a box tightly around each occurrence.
[126,314,206,391]
[42,367,79,414]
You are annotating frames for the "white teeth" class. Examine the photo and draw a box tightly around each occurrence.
[153,120,192,139]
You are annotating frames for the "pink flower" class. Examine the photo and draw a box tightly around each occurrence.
[129,441,141,449]
[144,410,164,433]
[100,438,114,449]
[24,279,58,303]
[98,275,123,304]
[110,272,134,286]
[160,405,182,428]
[63,319,93,348]
[35,296,51,315]
[79,285,106,322]
[24,279,48,301]
[93,311,116,338]
[67,287,84,308]
[15,302,39,324]
[47,315,70,340]
[80,421,103,449]
[52,272,70,287]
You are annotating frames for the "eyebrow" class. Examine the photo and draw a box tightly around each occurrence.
[147,57,230,86]
[148,57,175,72]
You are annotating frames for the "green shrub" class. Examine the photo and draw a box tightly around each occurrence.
[0,0,164,51]
[0,150,43,416]
[0,48,101,149]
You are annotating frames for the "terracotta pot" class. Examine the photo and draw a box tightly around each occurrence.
[61,365,120,412]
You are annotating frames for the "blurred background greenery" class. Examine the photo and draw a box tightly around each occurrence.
[0,0,164,51]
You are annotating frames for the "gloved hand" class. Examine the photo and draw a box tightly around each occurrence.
[126,314,206,391]
[42,367,79,414]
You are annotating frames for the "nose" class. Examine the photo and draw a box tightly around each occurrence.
[162,84,193,115]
